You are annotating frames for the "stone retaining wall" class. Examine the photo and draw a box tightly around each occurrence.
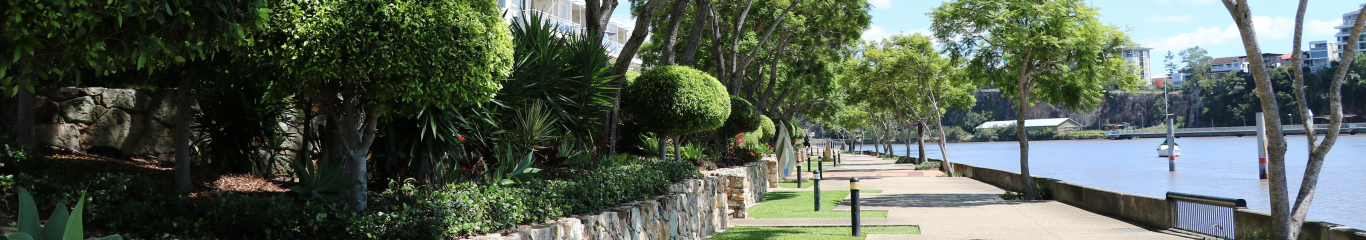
[941,161,1366,240]
[34,87,185,158]
[466,162,768,240]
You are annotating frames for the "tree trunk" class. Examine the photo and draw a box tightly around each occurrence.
[1220,1,1291,237]
[322,87,380,212]
[678,0,712,66]
[658,0,690,66]
[916,123,926,163]
[584,0,618,43]
[606,0,667,157]
[1017,76,1035,200]
[659,135,668,160]
[174,76,194,191]
[1286,2,1364,238]
[674,137,683,161]
[1,79,35,151]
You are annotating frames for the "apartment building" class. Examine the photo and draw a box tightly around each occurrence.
[1307,40,1339,69]
[497,0,643,71]
[1335,4,1366,55]
[1123,46,1153,81]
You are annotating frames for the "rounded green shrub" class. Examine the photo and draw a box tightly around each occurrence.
[622,65,731,137]
[759,115,775,139]
[715,96,762,138]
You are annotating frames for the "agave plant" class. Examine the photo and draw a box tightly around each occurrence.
[488,149,541,186]
[287,155,348,199]
[9,187,122,240]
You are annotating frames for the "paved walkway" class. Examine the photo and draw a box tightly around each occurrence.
[730,152,1191,240]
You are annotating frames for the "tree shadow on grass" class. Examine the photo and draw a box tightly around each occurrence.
[763,191,801,201]
[711,227,809,240]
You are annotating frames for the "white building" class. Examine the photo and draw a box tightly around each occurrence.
[1208,53,1284,77]
[1123,46,1153,81]
[497,0,642,71]
[1336,5,1366,55]
[1307,40,1339,69]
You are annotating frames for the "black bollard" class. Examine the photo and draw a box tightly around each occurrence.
[851,177,861,237]
[797,157,808,172]
[813,170,822,211]
[818,156,824,173]
[797,164,803,188]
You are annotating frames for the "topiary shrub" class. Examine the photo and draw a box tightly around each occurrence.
[759,115,775,140]
[715,96,761,138]
[622,65,730,157]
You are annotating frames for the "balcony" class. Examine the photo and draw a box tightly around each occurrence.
[526,9,582,35]
[603,38,625,56]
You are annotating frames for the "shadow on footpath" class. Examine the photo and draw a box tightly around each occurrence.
[839,193,1020,208]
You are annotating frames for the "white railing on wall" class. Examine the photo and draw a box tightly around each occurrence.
[526,9,581,35]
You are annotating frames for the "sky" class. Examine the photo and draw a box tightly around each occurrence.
[610,0,1363,69]
[859,0,1363,64]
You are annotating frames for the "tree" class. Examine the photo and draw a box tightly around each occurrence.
[841,33,975,173]
[932,0,1140,199]
[622,65,730,160]
[1220,1,1365,238]
[759,115,776,140]
[717,96,763,138]
[605,0,668,157]
[260,0,512,211]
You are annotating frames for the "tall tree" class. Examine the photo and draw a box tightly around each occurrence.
[606,0,668,157]
[262,0,512,211]
[1221,1,1365,238]
[932,0,1140,199]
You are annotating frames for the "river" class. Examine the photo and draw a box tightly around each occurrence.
[854,135,1366,229]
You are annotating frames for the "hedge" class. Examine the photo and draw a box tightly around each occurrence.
[622,65,730,137]
[715,96,762,138]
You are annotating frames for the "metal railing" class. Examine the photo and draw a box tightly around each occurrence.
[1168,192,1246,239]
[525,9,581,35]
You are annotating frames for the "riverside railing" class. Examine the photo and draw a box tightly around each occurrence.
[1168,192,1246,239]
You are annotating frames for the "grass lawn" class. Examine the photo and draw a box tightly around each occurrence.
[710,226,920,240]
[750,190,886,218]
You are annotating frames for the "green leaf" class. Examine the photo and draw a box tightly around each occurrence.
[6,233,35,240]
[62,194,86,240]
[16,187,40,238]
[136,54,146,69]
[174,56,185,62]
[96,235,122,240]
[40,202,68,240]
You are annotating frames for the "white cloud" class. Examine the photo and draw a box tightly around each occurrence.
[1143,15,1192,23]
[1307,19,1342,36]
[868,0,891,8]
[1146,16,1296,55]
[862,25,889,42]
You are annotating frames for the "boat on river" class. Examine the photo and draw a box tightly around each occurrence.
[1157,139,1181,157]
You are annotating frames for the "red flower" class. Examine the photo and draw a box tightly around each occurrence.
[458,136,467,141]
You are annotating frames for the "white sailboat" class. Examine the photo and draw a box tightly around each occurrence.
[1157,139,1181,157]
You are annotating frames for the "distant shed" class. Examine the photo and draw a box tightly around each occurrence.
[976,118,1083,133]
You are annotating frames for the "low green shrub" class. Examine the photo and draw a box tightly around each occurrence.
[6,159,703,239]
[914,161,942,170]
[998,183,1052,200]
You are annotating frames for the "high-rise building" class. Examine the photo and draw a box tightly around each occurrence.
[1335,4,1365,56]
[1124,46,1152,81]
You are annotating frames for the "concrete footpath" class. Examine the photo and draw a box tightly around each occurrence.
[728,152,1192,240]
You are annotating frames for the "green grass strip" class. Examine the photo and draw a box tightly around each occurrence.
[751,190,887,218]
[710,226,920,240]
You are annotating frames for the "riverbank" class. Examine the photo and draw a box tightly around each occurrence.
[915,135,1366,233]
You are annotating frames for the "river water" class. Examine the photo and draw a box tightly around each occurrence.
[856,135,1366,229]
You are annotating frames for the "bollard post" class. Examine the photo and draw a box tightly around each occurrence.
[1256,112,1268,179]
[813,171,822,211]
[818,156,824,173]
[797,164,803,188]
[850,177,861,237]
[807,156,813,172]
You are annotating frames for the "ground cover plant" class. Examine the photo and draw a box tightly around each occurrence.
[749,190,887,218]
[710,226,919,240]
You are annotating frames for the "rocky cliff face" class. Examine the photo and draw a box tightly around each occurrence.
[970,90,1204,129]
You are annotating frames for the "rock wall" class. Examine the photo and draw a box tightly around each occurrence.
[33,87,187,159]
[465,162,768,240]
